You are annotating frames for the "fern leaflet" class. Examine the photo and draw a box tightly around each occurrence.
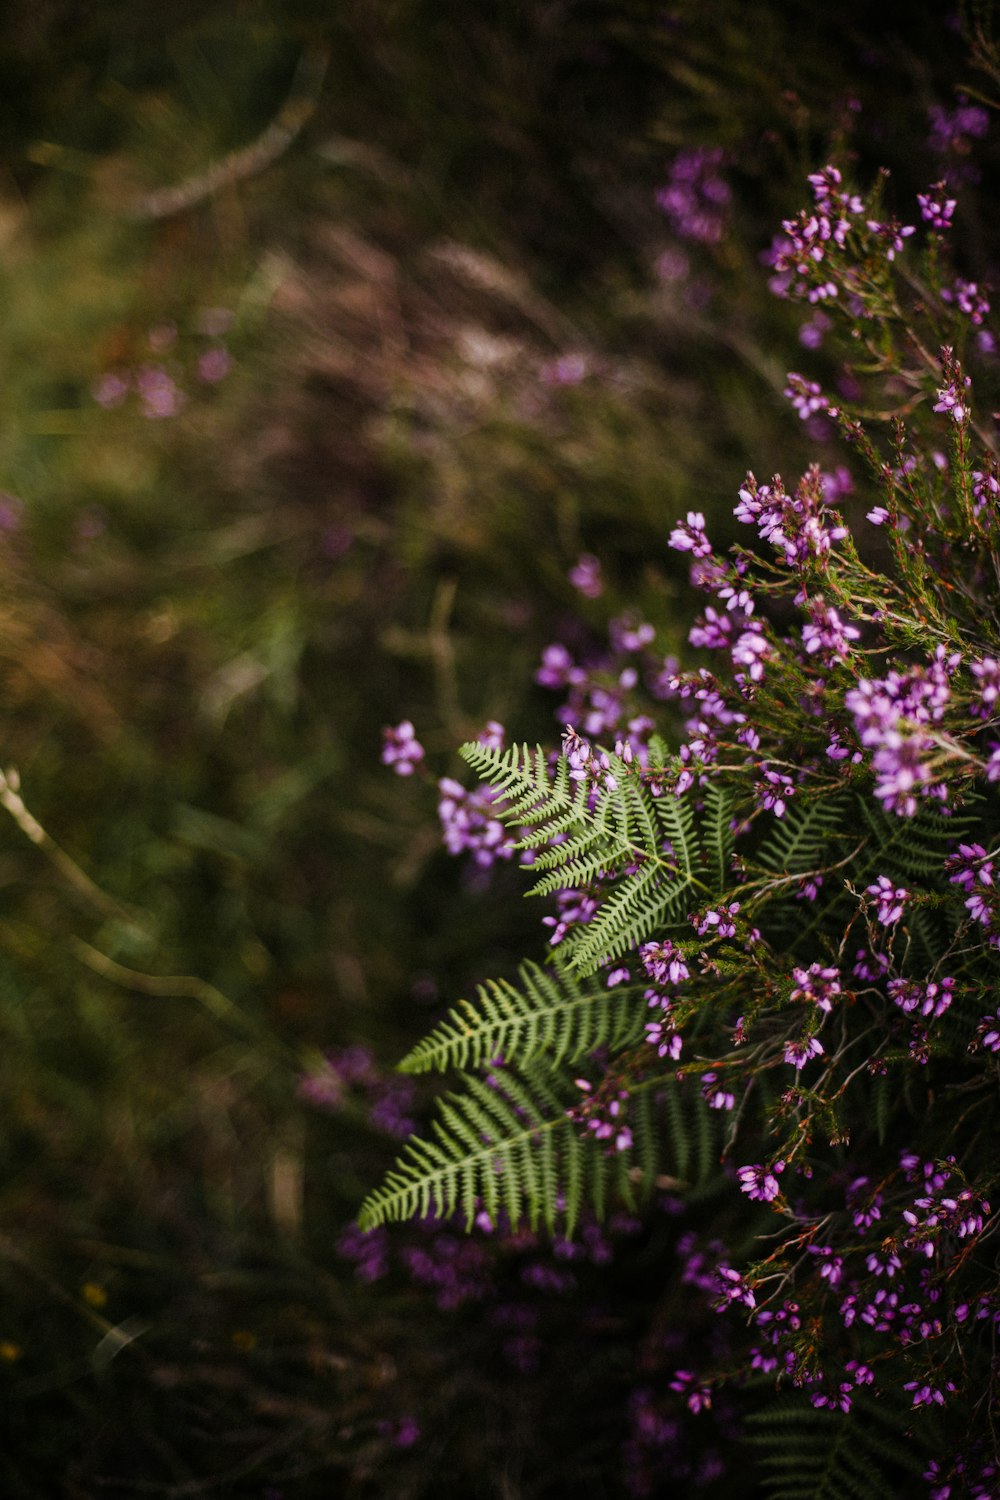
[397,961,647,1074]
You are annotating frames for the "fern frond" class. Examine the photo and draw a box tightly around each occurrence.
[753,791,853,878]
[397,961,647,1074]
[357,1069,579,1233]
[358,1069,723,1236]
[745,1392,928,1500]
[556,859,700,975]
[702,781,736,889]
[856,796,983,882]
[459,741,575,828]
[459,744,713,974]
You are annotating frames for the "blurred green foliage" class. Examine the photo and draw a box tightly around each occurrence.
[0,0,993,1492]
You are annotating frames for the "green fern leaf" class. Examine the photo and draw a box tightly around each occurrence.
[358,1069,723,1236]
[702,781,736,889]
[745,1391,929,1500]
[397,961,647,1074]
[555,858,697,976]
[753,791,853,878]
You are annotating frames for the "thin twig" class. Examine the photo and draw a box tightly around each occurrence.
[132,44,330,221]
[0,766,143,927]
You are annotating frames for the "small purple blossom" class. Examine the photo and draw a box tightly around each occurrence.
[866,875,908,926]
[737,1160,785,1203]
[644,1018,683,1059]
[864,217,916,261]
[640,940,690,987]
[656,147,731,244]
[694,902,740,939]
[790,964,842,1012]
[801,598,860,661]
[562,725,618,791]
[539,352,588,386]
[933,374,971,423]
[715,1265,756,1310]
[197,346,231,383]
[783,1036,824,1071]
[888,976,954,1020]
[700,1072,735,1110]
[569,553,603,598]
[381,719,425,776]
[941,278,990,325]
[476,720,506,751]
[917,183,957,229]
[928,98,989,163]
[784,372,831,421]
[438,777,516,866]
[970,659,1000,719]
[668,511,713,557]
[755,768,794,818]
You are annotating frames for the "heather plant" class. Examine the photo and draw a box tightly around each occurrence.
[1,2,998,1494]
[363,162,1000,1494]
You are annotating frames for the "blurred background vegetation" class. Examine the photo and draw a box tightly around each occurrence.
[0,1,993,1492]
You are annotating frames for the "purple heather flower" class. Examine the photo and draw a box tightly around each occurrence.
[972,470,1000,516]
[640,940,690,987]
[790,963,842,1012]
[801,598,860,661]
[694,902,740,939]
[783,1036,824,1070]
[888,976,954,1020]
[941,278,990,325]
[338,1223,390,1282]
[928,99,989,159]
[732,627,770,683]
[610,616,656,652]
[755,768,794,818]
[689,606,732,651]
[809,1246,844,1287]
[539,352,588,386]
[644,1019,682,1059]
[543,886,598,947]
[846,654,957,816]
[438,777,515,866]
[569,552,603,598]
[933,374,971,423]
[866,875,908,926]
[562,725,618,791]
[92,370,130,408]
[535,642,578,690]
[136,363,186,419]
[847,1178,882,1231]
[785,372,830,420]
[369,1077,418,1139]
[381,719,425,776]
[864,217,915,260]
[197,346,231,383]
[973,1006,1000,1052]
[668,511,712,557]
[734,468,847,570]
[799,310,832,349]
[656,147,731,244]
[970,659,1000,718]
[476,719,506,751]
[904,1380,952,1409]
[668,1368,713,1412]
[737,1160,785,1203]
[917,183,957,228]
[715,1265,756,1309]
[700,1072,735,1110]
